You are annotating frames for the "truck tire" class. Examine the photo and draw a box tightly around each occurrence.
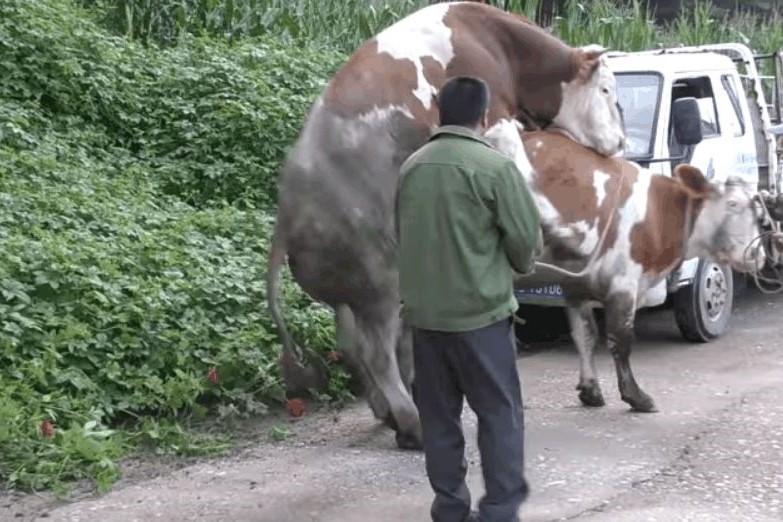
[673,260,734,342]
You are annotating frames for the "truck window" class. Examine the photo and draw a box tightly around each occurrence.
[721,74,746,137]
[615,73,662,159]
[670,76,720,140]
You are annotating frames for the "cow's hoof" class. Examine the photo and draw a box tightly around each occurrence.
[577,381,605,407]
[625,394,658,413]
[395,431,423,451]
[578,387,606,407]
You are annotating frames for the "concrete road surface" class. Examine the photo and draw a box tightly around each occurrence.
[6,290,783,522]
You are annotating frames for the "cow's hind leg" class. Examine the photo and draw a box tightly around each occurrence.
[396,319,414,395]
[336,304,391,421]
[604,292,657,412]
[566,302,605,407]
[338,303,422,449]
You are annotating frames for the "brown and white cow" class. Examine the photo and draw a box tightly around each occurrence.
[486,125,766,412]
[267,2,626,449]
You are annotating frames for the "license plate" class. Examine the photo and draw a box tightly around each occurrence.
[515,285,565,299]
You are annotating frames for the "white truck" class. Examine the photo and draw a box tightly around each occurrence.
[516,43,783,342]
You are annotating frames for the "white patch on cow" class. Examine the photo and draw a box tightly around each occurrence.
[294,102,409,173]
[576,222,600,255]
[357,105,415,124]
[335,105,415,149]
[641,280,667,308]
[484,120,568,247]
[687,179,766,272]
[554,50,625,157]
[483,119,533,181]
[593,170,610,207]
[566,306,599,386]
[375,3,455,110]
[592,165,650,293]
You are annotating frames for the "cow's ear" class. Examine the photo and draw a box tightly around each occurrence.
[572,45,606,82]
[674,164,714,198]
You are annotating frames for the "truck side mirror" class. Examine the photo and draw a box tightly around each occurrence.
[672,97,703,146]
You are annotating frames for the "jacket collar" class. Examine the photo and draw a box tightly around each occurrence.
[429,125,492,148]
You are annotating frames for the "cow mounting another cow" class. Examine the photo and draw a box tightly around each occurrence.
[267,2,626,449]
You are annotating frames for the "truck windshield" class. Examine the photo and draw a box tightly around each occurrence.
[615,73,662,159]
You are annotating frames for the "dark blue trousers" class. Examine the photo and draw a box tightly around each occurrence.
[412,317,529,522]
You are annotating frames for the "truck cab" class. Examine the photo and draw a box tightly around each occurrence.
[516,44,783,342]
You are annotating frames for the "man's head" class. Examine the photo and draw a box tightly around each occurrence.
[437,76,490,130]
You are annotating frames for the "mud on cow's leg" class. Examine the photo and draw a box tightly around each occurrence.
[604,292,657,412]
[565,302,605,407]
[337,303,422,449]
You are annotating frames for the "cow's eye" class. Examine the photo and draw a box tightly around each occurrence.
[601,87,610,95]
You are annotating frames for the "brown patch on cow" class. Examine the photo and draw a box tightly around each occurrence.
[674,164,714,199]
[324,40,422,117]
[629,176,694,275]
[323,3,582,133]
[446,4,578,125]
[521,131,637,254]
[628,167,709,275]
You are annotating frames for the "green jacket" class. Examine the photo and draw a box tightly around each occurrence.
[396,125,541,332]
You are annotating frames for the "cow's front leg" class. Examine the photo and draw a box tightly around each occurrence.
[604,291,657,412]
[566,302,605,407]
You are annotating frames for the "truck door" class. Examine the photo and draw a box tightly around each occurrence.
[666,76,721,175]
[667,74,758,187]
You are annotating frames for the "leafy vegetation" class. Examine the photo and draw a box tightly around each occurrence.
[0,0,347,492]
[2,0,783,496]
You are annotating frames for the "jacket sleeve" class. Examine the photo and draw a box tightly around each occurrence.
[493,161,542,274]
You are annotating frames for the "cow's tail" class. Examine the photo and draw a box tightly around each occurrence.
[267,219,298,361]
[266,218,328,395]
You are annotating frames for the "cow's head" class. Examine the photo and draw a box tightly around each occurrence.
[553,45,625,157]
[678,165,766,273]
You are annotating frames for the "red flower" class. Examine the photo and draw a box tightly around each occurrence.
[207,367,219,386]
[40,420,55,438]
[286,398,305,418]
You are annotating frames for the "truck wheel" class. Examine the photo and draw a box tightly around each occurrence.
[673,260,734,342]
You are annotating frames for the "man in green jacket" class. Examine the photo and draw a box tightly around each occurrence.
[396,76,541,522]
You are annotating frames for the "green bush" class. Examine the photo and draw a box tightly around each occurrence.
[0,117,342,490]
[1,0,345,209]
[140,39,344,208]
[0,0,347,492]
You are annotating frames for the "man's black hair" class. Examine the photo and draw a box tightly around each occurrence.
[437,76,490,128]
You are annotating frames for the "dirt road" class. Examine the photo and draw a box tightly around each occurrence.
[6,290,783,522]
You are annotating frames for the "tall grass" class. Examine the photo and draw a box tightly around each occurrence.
[550,0,783,55]
[81,0,783,56]
[82,0,429,48]
[552,0,659,52]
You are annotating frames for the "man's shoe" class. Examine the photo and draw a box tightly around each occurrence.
[464,511,480,522]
